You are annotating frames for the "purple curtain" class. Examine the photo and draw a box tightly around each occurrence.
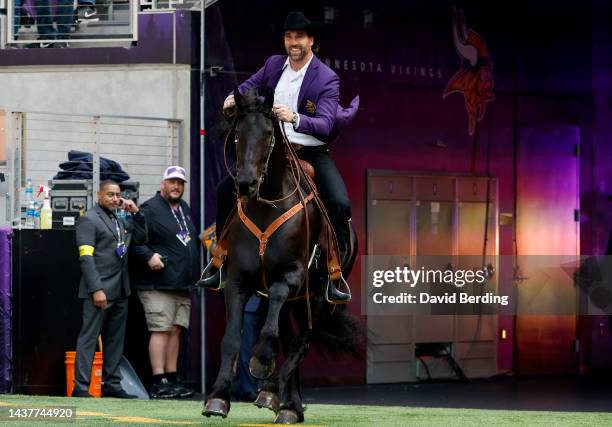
[0,226,12,393]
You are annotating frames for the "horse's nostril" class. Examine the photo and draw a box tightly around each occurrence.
[237,182,249,195]
[237,180,258,197]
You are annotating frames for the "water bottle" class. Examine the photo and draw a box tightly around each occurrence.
[21,178,34,226]
[25,200,36,229]
[25,178,34,202]
[33,201,41,229]
[20,190,28,226]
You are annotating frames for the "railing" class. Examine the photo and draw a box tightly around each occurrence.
[140,0,202,9]
[2,0,218,47]
[6,0,139,46]
[2,110,182,227]
[140,0,217,10]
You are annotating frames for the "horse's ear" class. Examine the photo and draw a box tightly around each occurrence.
[234,87,245,111]
[263,87,274,111]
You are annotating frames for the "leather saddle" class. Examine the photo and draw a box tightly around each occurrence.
[298,159,315,179]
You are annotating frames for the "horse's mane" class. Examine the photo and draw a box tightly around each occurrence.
[241,88,263,108]
[238,88,274,117]
[216,88,268,141]
[234,88,269,113]
[216,87,275,163]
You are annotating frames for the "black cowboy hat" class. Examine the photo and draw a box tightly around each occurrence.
[282,11,323,39]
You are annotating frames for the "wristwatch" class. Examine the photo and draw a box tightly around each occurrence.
[291,112,298,126]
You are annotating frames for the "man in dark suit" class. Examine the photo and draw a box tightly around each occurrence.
[72,180,146,398]
[202,11,359,302]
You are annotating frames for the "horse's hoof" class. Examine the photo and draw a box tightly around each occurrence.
[274,409,301,424]
[202,398,229,418]
[249,356,275,379]
[253,390,279,413]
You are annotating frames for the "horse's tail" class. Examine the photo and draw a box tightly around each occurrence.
[310,302,364,358]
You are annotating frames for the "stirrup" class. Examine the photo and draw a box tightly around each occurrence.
[325,273,351,304]
[196,258,224,291]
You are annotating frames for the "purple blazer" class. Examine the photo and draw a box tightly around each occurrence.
[238,55,359,143]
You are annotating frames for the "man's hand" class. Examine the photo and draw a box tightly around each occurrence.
[120,198,139,213]
[223,95,236,112]
[273,104,295,123]
[92,290,107,309]
[148,253,165,271]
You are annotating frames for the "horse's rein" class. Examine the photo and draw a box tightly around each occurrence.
[280,122,314,328]
[222,117,238,180]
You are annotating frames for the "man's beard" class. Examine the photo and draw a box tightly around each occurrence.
[164,191,183,204]
[167,194,182,204]
[287,45,307,62]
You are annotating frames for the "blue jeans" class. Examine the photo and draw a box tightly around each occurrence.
[35,0,73,38]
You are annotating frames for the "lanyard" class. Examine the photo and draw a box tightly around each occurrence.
[170,204,189,235]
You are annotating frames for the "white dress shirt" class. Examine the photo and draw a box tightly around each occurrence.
[274,56,325,147]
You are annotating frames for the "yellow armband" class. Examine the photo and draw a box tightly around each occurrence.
[79,245,95,257]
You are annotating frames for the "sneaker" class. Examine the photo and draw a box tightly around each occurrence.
[171,381,195,398]
[150,378,178,399]
[77,6,99,22]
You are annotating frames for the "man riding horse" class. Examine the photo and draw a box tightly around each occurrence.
[200,11,359,303]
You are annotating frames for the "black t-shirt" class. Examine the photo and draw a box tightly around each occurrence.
[130,193,199,291]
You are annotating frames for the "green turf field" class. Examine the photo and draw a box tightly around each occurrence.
[1,394,611,426]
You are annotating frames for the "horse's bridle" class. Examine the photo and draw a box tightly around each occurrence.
[224,110,301,207]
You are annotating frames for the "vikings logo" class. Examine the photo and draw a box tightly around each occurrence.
[305,100,317,115]
[443,7,495,136]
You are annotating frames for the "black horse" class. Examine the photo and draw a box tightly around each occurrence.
[202,88,361,424]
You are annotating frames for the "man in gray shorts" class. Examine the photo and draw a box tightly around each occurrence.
[131,166,199,398]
